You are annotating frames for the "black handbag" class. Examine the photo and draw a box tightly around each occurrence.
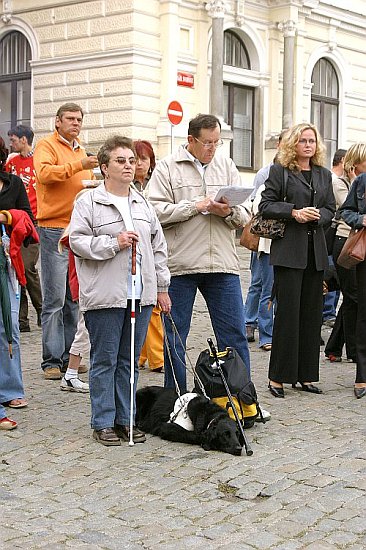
[250,167,288,240]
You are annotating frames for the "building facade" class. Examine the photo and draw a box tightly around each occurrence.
[1,0,366,183]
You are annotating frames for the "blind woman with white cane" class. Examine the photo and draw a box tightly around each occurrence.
[69,135,170,446]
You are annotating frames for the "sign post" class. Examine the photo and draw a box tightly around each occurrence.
[167,100,183,153]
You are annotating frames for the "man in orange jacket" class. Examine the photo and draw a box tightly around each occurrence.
[34,102,98,380]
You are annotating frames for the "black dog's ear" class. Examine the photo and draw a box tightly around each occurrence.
[201,441,211,451]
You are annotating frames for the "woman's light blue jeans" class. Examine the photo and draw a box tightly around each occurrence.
[84,303,153,431]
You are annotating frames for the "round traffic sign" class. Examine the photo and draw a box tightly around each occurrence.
[167,100,183,125]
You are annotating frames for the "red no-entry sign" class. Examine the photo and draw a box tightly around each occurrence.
[167,101,183,125]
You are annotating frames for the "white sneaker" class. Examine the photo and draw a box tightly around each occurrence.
[60,376,89,393]
[256,406,271,422]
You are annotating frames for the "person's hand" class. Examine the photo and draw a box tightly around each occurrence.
[117,231,139,250]
[195,197,212,213]
[348,166,357,182]
[292,207,320,223]
[157,292,171,314]
[0,213,8,223]
[207,196,232,217]
[81,155,99,170]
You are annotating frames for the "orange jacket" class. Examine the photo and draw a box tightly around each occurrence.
[34,131,94,228]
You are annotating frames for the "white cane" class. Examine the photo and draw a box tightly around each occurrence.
[129,240,137,447]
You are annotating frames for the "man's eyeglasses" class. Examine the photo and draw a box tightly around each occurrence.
[113,157,137,165]
[298,139,316,145]
[194,137,224,149]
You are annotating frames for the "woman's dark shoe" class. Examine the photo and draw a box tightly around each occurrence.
[268,383,284,398]
[293,382,322,394]
[354,387,366,399]
[93,428,121,446]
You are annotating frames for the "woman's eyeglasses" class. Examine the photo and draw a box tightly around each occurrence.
[298,139,316,145]
[114,157,137,165]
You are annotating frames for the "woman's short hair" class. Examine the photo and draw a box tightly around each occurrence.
[133,140,156,174]
[97,135,135,173]
[343,143,366,174]
[277,123,326,171]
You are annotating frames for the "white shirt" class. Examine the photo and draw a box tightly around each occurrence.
[108,193,142,299]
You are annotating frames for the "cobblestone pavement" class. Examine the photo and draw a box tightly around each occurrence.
[1,245,365,549]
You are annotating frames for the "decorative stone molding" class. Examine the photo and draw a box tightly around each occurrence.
[1,0,12,24]
[235,0,245,27]
[278,20,297,38]
[205,0,228,19]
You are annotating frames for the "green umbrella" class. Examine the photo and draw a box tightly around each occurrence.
[0,243,13,358]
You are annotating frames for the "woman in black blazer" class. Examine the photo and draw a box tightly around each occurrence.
[259,123,335,397]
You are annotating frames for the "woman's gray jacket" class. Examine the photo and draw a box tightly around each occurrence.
[69,183,170,312]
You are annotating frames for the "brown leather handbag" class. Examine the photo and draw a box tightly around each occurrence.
[240,217,259,251]
[337,227,366,269]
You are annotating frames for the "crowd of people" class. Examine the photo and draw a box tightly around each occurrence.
[1,102,365,440]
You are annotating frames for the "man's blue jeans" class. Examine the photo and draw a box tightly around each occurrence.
[84,304,153,430]
[164,273,250,392]
[39,227,78,371]
[245,252,274,347]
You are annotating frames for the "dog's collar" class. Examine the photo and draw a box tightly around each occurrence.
[206,416,219,431]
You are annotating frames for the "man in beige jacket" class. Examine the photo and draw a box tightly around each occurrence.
[148,113,251,392]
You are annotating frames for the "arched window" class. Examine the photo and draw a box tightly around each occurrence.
[223,31,253,169]
[0,31,31,138]
[311,58,339,166]
[224,30,250,69]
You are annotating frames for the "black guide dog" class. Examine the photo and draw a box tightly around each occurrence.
[136,386,243,456]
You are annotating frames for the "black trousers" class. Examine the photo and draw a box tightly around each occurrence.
[269,240,323,384]
[325,236,358,360]
[355,259,366,383]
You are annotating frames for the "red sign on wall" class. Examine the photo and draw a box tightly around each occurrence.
[177,71,194,88]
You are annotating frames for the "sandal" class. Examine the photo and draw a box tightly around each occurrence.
[3,399,28,409]
[0,417,18,430]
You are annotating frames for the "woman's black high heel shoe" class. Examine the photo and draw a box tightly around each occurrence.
[268,383,284,398]
[292,383,322,394]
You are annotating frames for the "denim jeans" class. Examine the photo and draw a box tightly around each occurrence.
[84,303,153,430]
[164,273,250,392]
[39,227,78,371]
[0,274,24,408]
[323,256,339,321]
[244,252,274,347]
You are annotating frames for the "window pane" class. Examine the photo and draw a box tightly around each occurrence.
[232,87,253,168]
[323,103,338,141]
[0,81,12,138]
[16,79,31,126]
[311,100,321,129]
[224,31,250,69]
[223,85,229,123]
[0,31,31,75]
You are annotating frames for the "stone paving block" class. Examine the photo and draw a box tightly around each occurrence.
[2,243,365,549]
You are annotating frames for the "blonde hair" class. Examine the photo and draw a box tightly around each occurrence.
[343,143,366,174]
[277,123,326,171]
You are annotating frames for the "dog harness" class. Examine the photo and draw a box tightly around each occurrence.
[168,393,199,431]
